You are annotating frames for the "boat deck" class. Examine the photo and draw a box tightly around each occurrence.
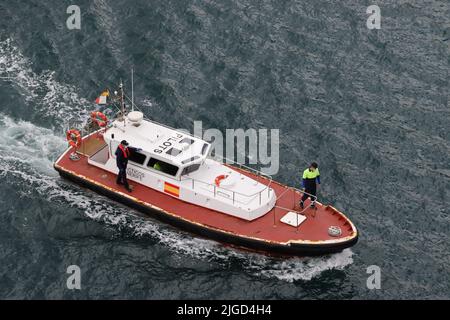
[55,134,357,248]
[77,131,107,157]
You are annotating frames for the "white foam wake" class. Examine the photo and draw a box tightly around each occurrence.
[0,114,66,175]
[247,249,354,282]
[0,38,91,124]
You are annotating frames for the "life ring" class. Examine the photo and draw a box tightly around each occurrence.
[91,111,108,127]
[66,129,82,148]
[215,174,229,187]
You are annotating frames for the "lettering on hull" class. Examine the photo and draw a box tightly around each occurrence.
[127,167,145,181]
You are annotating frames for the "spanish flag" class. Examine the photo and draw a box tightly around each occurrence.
[164,182,180,197]
[95,90,109,105]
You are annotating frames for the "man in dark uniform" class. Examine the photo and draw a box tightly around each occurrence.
[300,162,320,209]
[115,140,140,192]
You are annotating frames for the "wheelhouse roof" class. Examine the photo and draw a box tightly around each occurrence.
[106,117,210,167]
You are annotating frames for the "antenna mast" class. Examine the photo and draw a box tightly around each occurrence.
[131,68,134,112]
[120,79,125,125]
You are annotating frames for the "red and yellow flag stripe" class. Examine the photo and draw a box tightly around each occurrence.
[164,182,180,197]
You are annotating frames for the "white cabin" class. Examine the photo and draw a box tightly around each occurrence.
[88,111,276,221]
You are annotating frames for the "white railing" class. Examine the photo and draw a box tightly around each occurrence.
[179,156,274,207]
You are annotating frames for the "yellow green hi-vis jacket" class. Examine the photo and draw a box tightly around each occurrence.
[302,168,320,188]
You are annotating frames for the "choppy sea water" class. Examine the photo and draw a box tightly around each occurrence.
[0,0,449,299]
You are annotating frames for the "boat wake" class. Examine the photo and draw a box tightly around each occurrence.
[0,38,91,125]
[0,39,354,283]
[246,249,353,282]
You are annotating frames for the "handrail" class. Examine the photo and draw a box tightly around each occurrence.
[272,184,317,229]
[179,174,271,198]
[274,204,312,231]
[206,154,273,195]
[292,186,318,201]
[179,173,272,206]
[213,154,273,181]
[275,204,310,216]
[276,185,317,202]
[179,156,274,206]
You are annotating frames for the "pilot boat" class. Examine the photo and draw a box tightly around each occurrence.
[54,82,358,256]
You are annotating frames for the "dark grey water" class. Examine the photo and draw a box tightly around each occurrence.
[0,0,449,299]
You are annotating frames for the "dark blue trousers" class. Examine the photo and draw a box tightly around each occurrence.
[116,167,129,188]
[301,186,316,203]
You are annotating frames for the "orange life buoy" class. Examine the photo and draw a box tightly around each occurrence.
[91,111,108,127]
[215,174,229,187]
[66,129,82,148]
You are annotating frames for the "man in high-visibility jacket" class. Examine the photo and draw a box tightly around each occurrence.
[300,162,320,209]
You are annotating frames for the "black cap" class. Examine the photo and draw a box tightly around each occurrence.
[121,140,129,146]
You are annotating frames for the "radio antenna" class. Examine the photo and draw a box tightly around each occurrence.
[120,79,125,125]
[131,68,134,112]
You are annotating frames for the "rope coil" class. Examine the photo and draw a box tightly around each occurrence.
[328,226,342,237]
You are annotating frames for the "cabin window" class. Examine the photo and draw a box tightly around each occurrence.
[180,137,194,145]
[181,156,200,164]
[181,163,201,175]
[201,143,209,155]
[128,150,147,165]
[166,147,182,156]
[147,158,179,176]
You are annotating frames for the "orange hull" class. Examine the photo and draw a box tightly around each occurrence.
[54,135,358,256]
